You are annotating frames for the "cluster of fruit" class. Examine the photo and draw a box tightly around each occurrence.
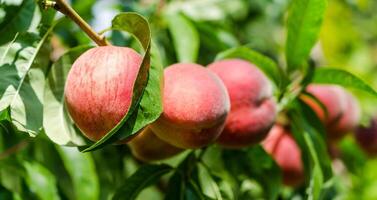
[63,46,362,187]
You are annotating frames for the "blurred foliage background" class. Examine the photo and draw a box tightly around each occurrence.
[1,0,377,199]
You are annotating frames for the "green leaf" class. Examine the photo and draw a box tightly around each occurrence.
[0,0,49,45]
[289,99,333,199]
[164,170,185,200]
[0,23,55,135]
[56,146,99,200]
[166,12,199,62]
[24,162,60,200]
[312,68,377,97]
[285,0,327,71]
[83,13,163,152]
[222,146,282,200]
[215,46,281,87]
[43,46,91,146]
[112,164,173,200]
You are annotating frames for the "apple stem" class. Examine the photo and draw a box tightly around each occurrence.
[42,0,110,46]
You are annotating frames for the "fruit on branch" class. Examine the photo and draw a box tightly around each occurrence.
[207,59,277,148]
[128,127,184,162]
[150,63,230,149]
[263,125,304,186]
[303,84,360,141]
[355,117,377,156]
[65,46,143,141]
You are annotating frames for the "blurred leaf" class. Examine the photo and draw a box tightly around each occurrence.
[112,164,173,200]
[286,0,327,71]
[24,162,60,200]
[43,46,91,146]
[313,68,377,97]
[289,99,333,199]
[166,13,199,62]
[56,146,99,200]
[215,46,282,88]
[82,12,155,151]
[222,146,282,200]
[166,0,248,21]
[164,169,185,200]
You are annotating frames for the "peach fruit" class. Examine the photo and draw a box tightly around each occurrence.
[207,59,277,148]
[128,127,184,162]
[263,125,304,186]
[355,117,377,156]
[64,46,143,141]
[150,63,230,149]
[304,84,360,141]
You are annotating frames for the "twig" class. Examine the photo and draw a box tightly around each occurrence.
[42,0,110,46]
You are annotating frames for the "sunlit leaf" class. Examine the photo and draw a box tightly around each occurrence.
[285,0,327,71]
[166,12,199,62]
[313,68,377,97]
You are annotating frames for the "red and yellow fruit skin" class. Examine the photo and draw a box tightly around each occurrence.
[355,118,377,156]
[304,84,360,141]
[128,127,184,162]
[150,63,230,149]
[64,46,143,141]
[263,125,304,187]
[207,59,277,148]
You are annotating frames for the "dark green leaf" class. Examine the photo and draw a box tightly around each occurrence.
[112,164,173,200]
[166,12,199,62]
[285,0,327,71]
[313,68,377,97]
[222,146,282,200]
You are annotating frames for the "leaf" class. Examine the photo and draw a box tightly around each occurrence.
[23,162,60,200]
[83,13,164,152]
[288,99,333,199]
[56,146,99,200]
[222,146,282,200]
[285,0,327,71]
[166,12,199,62]
[0,25,55,135]
[215,46,282,87]
[43,46,91,146]
[112,164,173,200]
[312,68,377,97]
[164,170,185,200]
[0,0,48,45]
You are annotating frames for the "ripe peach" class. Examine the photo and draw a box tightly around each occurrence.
[207,59,277,148]
[64,46,143,141]
[128,127,184,162]
[355,118,377,156]
[150,63,230,149]
[304,84,360,141]
[263,125,304,186]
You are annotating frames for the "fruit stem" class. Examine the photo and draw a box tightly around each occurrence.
[42,0,110,46]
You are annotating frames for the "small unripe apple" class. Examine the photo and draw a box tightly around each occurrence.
[150,63,230,149]
[128,127,184,162]
[304,84,360,141]
[207,59,277,148]
[65,46,143,141]
[355,117,377,156]
[263,125,304,186]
